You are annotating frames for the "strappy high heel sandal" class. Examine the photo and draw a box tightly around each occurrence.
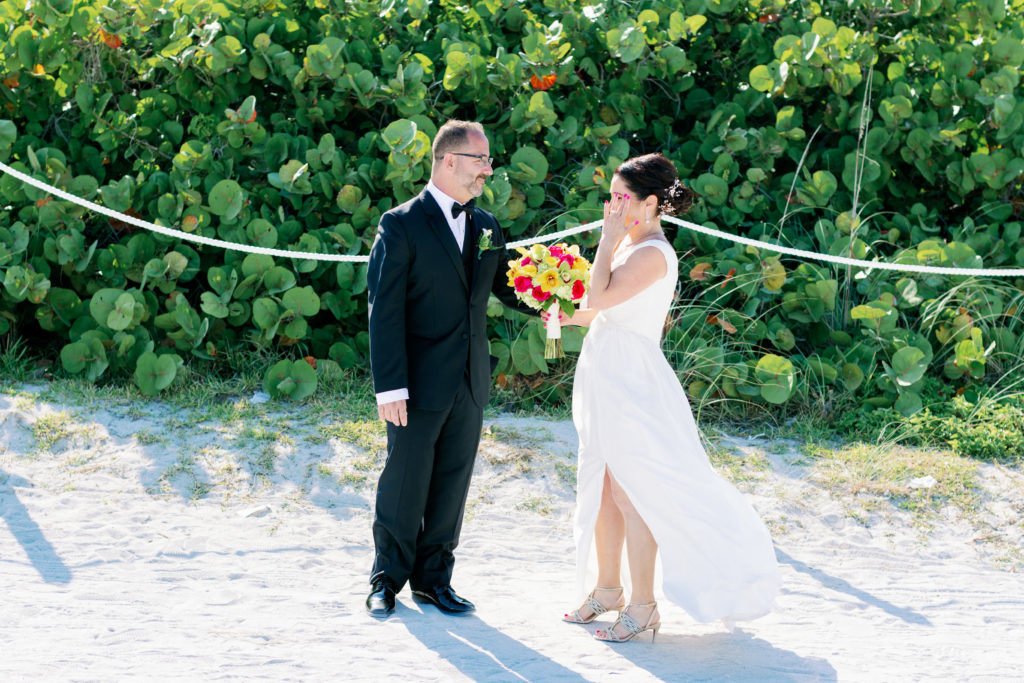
[562,586,625,624]
[593,601,661,643]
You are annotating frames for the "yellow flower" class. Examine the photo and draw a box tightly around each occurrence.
[520,264,537,276]
[537,269,560,292]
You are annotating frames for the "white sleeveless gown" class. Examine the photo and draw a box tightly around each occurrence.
[571,238,780,623]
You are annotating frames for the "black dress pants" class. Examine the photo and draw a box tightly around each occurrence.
[370,375,483,591]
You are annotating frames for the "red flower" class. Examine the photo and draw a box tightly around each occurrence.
[515,276,533,293]
[99,29,122,49]
[572,280,586,300]
[532,286,552,302]
[530,73,557,90]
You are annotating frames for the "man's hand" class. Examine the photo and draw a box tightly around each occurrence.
[378,399,408,427]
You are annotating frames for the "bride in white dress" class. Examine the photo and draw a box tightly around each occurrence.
[554,154,780,642]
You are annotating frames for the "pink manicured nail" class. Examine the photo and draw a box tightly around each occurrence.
[625,195,630,200]
[634,220,639,225]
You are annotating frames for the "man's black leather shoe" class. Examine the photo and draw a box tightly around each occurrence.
[411,586,475,615]
[366,578,396,618]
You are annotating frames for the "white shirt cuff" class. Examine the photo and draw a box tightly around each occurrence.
[376,388,409,405]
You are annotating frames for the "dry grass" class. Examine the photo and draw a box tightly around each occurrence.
[803,441,981,519]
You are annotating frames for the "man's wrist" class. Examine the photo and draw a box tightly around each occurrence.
[375,388,409,405]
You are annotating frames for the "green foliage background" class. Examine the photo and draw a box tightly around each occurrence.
[1,0,1024,422]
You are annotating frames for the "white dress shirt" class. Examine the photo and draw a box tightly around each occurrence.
[375,182,469,406]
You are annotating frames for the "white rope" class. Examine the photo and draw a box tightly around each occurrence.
[0,161,365,262]
[506,221,597,249]
[661,215,1024,277]
[3,159,1024,277]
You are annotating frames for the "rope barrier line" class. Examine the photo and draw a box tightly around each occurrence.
[4,159,1024,277]
[660,215,1024,277]
[0,161,366,262]
[506,221,596,249]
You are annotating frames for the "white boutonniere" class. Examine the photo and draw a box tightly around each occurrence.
[477,228,496,259]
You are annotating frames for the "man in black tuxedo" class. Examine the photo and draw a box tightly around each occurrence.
[365,120,531,617]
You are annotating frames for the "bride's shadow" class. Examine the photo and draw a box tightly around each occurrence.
[397,601,835,682]
[611,628,838,682]
[398,604,588,682]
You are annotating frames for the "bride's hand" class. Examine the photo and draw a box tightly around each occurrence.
[543,308,590,327]
[602,193,635,244]
[540,309,569,326]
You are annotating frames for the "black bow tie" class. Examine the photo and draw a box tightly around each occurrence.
[451,199,475,219]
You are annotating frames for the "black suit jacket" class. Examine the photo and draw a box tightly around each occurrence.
[367,188,529,411]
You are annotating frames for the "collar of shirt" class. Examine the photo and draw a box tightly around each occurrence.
[426,181,466,251]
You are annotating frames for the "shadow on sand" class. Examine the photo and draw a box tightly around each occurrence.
[400,604,588,682]
[400,599,837,682]
[777,548,932,627]
[0,469,72,584]
[610,628,838,682]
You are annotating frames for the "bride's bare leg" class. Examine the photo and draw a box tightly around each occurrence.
[595,467,625,586]
[569,468,626,622]
[601,471,660,638]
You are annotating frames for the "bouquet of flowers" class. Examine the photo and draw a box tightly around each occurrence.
[506,242,591,359]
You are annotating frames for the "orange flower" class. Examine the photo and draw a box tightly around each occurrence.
[530,73,556,91]
[2,75,18,88]
[303,356,317,369]
[31,64,45,75]
[100,29,122,49]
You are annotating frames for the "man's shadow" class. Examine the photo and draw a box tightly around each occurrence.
[0,469,72,584]
[398,604,588,682]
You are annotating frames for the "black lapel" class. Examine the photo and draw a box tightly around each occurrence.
[468,208,486,291]
[419,189,468,290]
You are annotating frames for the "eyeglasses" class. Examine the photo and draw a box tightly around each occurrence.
[449,152,494,166]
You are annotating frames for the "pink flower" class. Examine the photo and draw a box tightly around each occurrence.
[533,286,552,302]
[514,276,533,292]
[560,254,576,267]
[549,245,564,258]
[520,256,533,266]
[572,280,586,300]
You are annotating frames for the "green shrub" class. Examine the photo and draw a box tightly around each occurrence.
[1,0,1023,413]
[832,394,1024,463]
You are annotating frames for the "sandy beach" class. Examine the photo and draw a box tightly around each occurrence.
[1,383,1022,682]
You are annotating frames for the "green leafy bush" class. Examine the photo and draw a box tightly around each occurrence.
[1,0,1023,414]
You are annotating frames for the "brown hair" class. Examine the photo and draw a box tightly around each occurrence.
[432,120,486,161]
[615,153,693,216]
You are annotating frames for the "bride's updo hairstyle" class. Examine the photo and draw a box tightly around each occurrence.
[615,153,693,217]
